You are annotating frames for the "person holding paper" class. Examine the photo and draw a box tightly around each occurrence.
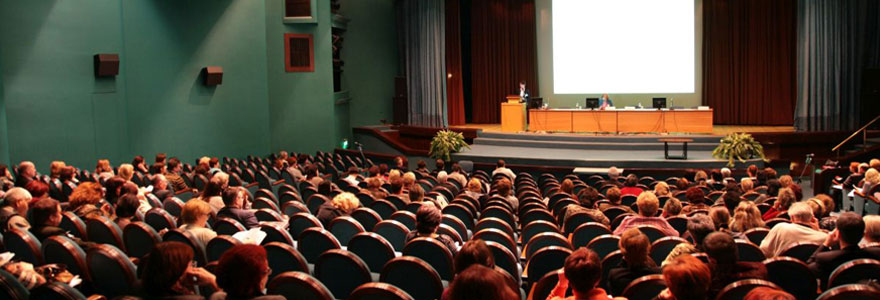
[599,94,614,110]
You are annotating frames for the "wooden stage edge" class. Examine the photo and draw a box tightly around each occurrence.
[452,123,796,135]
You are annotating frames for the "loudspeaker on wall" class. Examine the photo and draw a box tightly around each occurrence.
[203,66,223,86]
[93,54,119,77]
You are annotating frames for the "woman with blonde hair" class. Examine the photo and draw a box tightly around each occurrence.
[49,161,66,180]
[694,170,709,185]
[179,199,217,246]
[95,159,114,181]
[762,187,795,220]
[653,181,671,197]
[117,163,135,182]
[740,178,755,193]
[855,168,880,216]
[316,192,360,227]
[464,178,484,202]
[729,201,765,234]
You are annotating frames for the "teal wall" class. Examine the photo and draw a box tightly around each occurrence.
[0,0,397,172]
[534,0,704,108]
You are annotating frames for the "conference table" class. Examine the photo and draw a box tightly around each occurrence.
[528,108,713,134]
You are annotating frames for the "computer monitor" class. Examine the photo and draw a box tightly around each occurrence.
[586,98,600,109]
[528,97,544,109]
[652,97,667,109]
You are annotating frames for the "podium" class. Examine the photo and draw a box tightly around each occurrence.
[501,96,526,132]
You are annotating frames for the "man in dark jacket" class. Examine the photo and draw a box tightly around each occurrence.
[216,187,259,229]
[808,212,879,288]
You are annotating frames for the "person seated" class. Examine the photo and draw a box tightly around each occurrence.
[662,198,683,218]
[197,172,228,214]
[547,248,623,300]
[433,159,446,176]
[619,174,643,197]
[164,158,190,193]
[445,240,519,300]
[406,204,457,254]
[681,187,709,215]
[762,187,796,220]
[729,201,765,236]
[316,192,360,228]
[217,187,259,230]
[598,187,634,214]
[416,160,429,174]
[393,156,409,173]
[30,198,94,249]
[492,160,516,181]
[364,177,387,200]
[342,167,360,187]
[599,94,613,110]
[317,178,333,198]
[447,265,519,300]
[114,194,140,229]
[864,215,880,246]
[740,178,755,194]
[808,212,880,288]
[402,172,417,192]
[607,228,660,296]
[755,179,782,204]
[655,254,711,300]
[305,164,323,188]
[151,174,173,202]
[15,161,36,188]
[709,207,731,232]
[140,241,219,297]
[0,164,15,191]
[24,180,50,205]
[613,192,679,237]
[760,202,827,257]
[662,214,715,266]
[68,182,109,220]
[0,188,31,234]
[704,232,767,298]
[564,187,610,226]
[744,287,796,300]
[117,163,135,183]
[179,199,217,247]
[388,177,406,198]
[653,182,671,198]
[448,163,468,188]
[464,178,485,204]
[495,178,519,212]
[211,245,284,300]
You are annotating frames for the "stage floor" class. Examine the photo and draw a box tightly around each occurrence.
[452,123,795,135]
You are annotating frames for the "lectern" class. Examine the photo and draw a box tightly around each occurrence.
[501,95,526,132]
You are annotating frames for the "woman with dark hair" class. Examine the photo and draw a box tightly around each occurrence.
[564,187,610,226]
[608,228,660,296]
[406,204,457,254]
[114,193,140,229]
[453,240,494,274]
[0,164,13,191]
[141,241,218,297]
[681,187,708,215]
[132,155,149,174]
[213,245,283,300]
[446,265,518,300]
[103,176,127,205]
[620,174,643,197]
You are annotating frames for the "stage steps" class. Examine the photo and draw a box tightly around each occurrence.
[473,132,722,151]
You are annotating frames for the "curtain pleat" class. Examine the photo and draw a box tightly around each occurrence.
[398,0,447,127]
[795,0,877,131]
[703,0,798,126]
[469,0,537,124]
[445,0,466,126]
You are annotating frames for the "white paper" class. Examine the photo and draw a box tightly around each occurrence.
[0,252,13,266]
[68,275,82,287]
[232,228,267,245]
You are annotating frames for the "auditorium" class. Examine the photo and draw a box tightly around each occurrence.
[2,0,880,299]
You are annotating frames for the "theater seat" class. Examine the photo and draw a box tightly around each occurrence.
[778,242,821,263]
[163,229,208,267]
[650,237,687,266]
[264,242,310,281]
[329,216,366,246]
[828,259,880,289]
[213,218,246,236]
[571,222,611,248]
[735,240,766,262]
[260,223,295,245]
[315,249,373,298]
[86,216,126,252]
[526,246,572,287]
[206,235,241,263]
[266,271,334,300]
[351,208,383,231]
[145,208,178,232]
[59,212,88,240]
[297,228,341,263]
[485,241,521,285]
[87,244,138,298]
[4,228,42,265]
[403,237,455,281]
[389,211,416,231]
[348,282,414,300]
[764,256,817,300]
[347,232,397,273]
[373,220,409,252]
[622,274,666,300]
[586,234,620,259]
[817,284,880,300]
[715,279,780,300]
[380,256,444,300]
[0,269,29,300]
[288,212,323,240]
[41,235,89,281]
[28,281,87,300]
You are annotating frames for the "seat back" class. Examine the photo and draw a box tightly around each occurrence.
[266,271,334,300]
[86,244,138,298]
[441,203,474,229]
[586,234,621,259]
[370,199,398,220]
[744,227,770,245]
[163,197,186,217]
[735,240,766,262]
[649,237,687,265]
[86,216,125,251]
[636,225,667,243]
[764,256,817,300]
[485,241,520,284]
[475,217,515,239]
[144,208,177,232]
[315,249,373,298]
[829,259,880,289]
[441,215,470,242]
[0,269,29,300]
[527,246,572,287]
[263,242,309,281]
[260,223,295,245]
[297,228,341,263]
[527,271,566,300]
[59,212,88,240]
[380,256,444,300]
[715,279,780,300]
[255,208,283,222]
[621,274,667,300]
[307,194,331,215]
[41,235,89,281]
[122,222,160,259]
[778,242,821,262]
[329,216,366,246]
[373,220,410,251]
[348,232,397,273]
[206,235,241,263]
[289,212,323,239]
[601,250,624,291]
[666,216,688,236]
[816,284,880,300]
[389,211,416,231]
[402,237,455,281]
[525,232,571,260]
[162,229,208,266]
[571,222,611,248]
[28,281,86,300]
[213,218,246,236]
[351,208,382,231]
[4,228,42,265]
[348,282,415,300]
[473,228,518,256]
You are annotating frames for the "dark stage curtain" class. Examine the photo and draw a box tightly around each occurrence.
[469,0,537,124]
[397,0,447,127]
[703,0,798,126]
[445,0,465,126]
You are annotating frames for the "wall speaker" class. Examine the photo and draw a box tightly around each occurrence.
[203,66,223,86]
[93,54,119,77]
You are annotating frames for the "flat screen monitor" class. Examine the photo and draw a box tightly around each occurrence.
[652,97,667,109]
[586,98,600,109]
[528,97,544,109]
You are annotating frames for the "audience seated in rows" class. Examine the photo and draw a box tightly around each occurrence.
[613,192,679,236]
[316,192,360,227]
[705,232,767,298]
[180,199,217,246]
[406,204,457,254]
[607,228,660,296]
[656,254,711,300]
[807,212,880,288]
[598,187,633,214]
[760,202,827,257]
[217,186,259,229]
[565,187,610,226]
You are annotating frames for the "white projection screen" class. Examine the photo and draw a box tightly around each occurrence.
[552,0,695,94]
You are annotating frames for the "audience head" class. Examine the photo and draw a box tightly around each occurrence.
[775,188,796,211]
[330,192,360,215]
[118,164,134,182]
[496,159,506,168]
[606,187,621,204]
[222,187,245,208]
[216,245,271,299]
[155,153,167,164]
[814,194,834,217]
[435,159,445,171]
[685,186,705,205]
[662,254,711,300]
[744,287,796,300]
[636,192,660,217]
[741,178,754,192]
[49,161,66,179]
[402,172,416,187]
[496,178,512,197]
[747,165,759,178]
[561,179,574,195]
[69,182,103,210]
[721,189,741,213]
[576,186,600,208]
[104,176,126,203]
[417,160,427,170]
[663,198,683,217]
[704,232,737,265]
[765,179,781,197]
[866,168,880,185]
[806,198,826,219]
[653,181,670,197]
[394,156,406,168]
[709,206,730,230]
[694,170,708,183]
[676,178,691,191]
[166,158,181,173]
[859,163,870,174]
[721,168,732,178]
[687,214,716,248]
[848,162,861,173]
[59,166,75,182]
[141,241,194,297]
[389,177,404,194]
[115,194,140,220]
[181,200,212,226]
[467,178,482,193]
[624,174,638,188]
[415,204,442,234]
[608,166,620,178]
[447,265,518,300]
[454,239,494,273]
[836,212,865,247]
[17,161,36,178]
[408,185,424,203]
[2,188,31,215]
[151,174,168,191]
[778,175,793,188]
[132,155,145,168]
[729,201,764,233]
[31,198,62,227]
[564,248,602,294]
[619,228,654,268]
[764,168,778,179]
[864,215,880,243]
[789,201,815,223]
[871,159,880,170]
[451,163,462,174]
[24,180,49,200]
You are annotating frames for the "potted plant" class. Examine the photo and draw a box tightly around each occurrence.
[429,130,470,162]
[712,133,767,167]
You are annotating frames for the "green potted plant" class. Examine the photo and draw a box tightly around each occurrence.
[712,132,768,167]
[429,130,471,162]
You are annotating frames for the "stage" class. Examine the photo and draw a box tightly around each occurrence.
[452,123,796,136]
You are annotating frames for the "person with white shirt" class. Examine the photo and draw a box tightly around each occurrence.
[760,202,828,257]
[342,167,360,187]
[491,160,516,181]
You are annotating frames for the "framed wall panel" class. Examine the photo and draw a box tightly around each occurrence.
[284,33,314,72]
[284,0,318,23]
